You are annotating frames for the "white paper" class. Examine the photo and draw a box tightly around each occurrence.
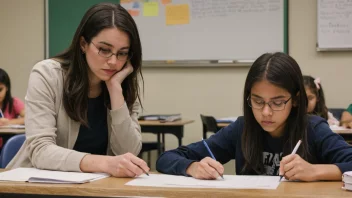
[330,125,347,130]
[0,168,109,184]
[126,174,280,190]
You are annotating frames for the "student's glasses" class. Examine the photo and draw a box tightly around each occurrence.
[247,96,292,111]
[91,42,133,61]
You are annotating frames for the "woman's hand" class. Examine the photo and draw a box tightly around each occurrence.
[105,61,134,110]
[105,61,134,93]
[102,152,150,178]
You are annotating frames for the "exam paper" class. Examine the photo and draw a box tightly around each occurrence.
[126,174,280,190]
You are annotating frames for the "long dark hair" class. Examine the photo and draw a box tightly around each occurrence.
[241,52,309,174]
[53,3,143,126]
[303,75,328,120]
[0,68,13,114]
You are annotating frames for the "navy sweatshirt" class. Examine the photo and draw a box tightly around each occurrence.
[156,116,352,176]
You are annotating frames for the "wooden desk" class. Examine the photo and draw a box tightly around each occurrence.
[139,120,194,155]
[0,128,25,134]
[217,122,231,128]
[0,176,350,198]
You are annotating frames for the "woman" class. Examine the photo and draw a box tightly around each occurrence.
[7,3,149,177]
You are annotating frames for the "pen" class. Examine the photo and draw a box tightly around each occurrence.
[0,109,3,118]
[201,138,224,179]
[279,140,302,181]
[137,164,149,176]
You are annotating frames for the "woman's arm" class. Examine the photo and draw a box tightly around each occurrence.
[25,62,87,172]
[106,62,142,155]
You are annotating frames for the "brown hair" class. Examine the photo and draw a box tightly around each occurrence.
[53,3,143,126]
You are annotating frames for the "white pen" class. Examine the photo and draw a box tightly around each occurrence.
[279,140,302,181]
[0,109,4,118]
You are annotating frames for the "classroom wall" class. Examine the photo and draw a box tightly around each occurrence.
[0,0,45,100]
[0,0,351,172]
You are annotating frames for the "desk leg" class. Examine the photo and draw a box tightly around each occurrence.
[157,133,161,156]
[162,133,165,152]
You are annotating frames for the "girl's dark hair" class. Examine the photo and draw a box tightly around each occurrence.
[0,68,13,114]
[303,75,328,120]
[53,3,143,126]
[241,52,309,174]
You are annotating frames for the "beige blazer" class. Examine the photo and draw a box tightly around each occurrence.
[7,59,142,172]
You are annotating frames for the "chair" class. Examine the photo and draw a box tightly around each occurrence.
[138,142,159,168]
[200,114,221,139]
[328,108,346,121]
[0,134,25,168]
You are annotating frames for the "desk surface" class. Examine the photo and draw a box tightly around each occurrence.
[0,128,25,134]
[217,123,352,134]
[0,176,350,198]
[0,120,195,134]
[139,119,194,126]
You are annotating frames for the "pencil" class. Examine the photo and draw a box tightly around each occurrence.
[202,138,224,179]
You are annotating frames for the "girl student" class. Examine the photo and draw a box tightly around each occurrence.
[0,68,25,126]
[156,52,352,181]
[303,75,339,126]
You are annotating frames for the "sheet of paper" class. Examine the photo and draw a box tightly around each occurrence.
[0,168,109,184]
[143,2,159,16]
[165,4,190,25]
[330,125,347,130]
[161,0,172,5]
[126,174,280,190]
[132,2,140,9]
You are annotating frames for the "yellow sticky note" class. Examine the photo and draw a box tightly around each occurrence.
[161,0,172,5]
[166,4,190,25]
[143,2,159,16]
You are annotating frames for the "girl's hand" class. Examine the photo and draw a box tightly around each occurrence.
[279,154,318,181]
[105,61,134,93]
[186,157,224,180]
[0,118,9,126]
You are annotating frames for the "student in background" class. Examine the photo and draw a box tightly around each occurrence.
[341,104,352,128]
[303,76,339,125]
[0,68,25,126]
[156,52,352,181]
[7,3,149,177]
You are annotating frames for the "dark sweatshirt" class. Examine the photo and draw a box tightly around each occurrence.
[156,116,352,176]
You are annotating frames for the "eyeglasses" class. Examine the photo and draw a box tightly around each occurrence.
[90,41,133,61]
[247,96,292,111]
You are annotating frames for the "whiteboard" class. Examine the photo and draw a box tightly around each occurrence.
[317,0,352,51]
[121,0,287,64]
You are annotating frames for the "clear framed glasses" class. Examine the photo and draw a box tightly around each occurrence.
[247,96,292,111]
[91,41,133,61]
